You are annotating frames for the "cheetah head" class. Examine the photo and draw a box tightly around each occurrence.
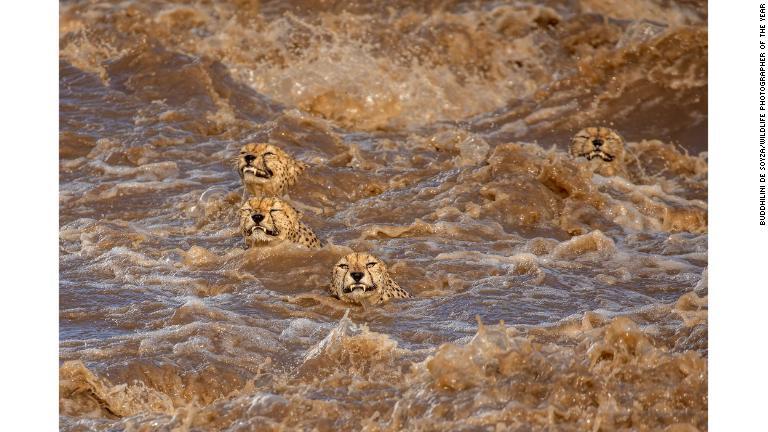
[239,196,303,247]
[569,127,625,165]
[331,253,394,304]
[237,143,307,196]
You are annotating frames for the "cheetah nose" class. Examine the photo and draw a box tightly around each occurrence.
[251,213,264,223]
[350,272,364,282]
[244,154,256,164]
[592,138,604,148]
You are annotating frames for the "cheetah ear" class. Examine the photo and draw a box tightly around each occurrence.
[288,203,303,219]
[292,159,309,175]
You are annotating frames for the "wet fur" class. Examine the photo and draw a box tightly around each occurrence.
[236,143,308,197]
[569,127,626,176]
[239,196,321,249]
[330,252,411,305]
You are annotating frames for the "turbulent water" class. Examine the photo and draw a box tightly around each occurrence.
[59,0,708,430]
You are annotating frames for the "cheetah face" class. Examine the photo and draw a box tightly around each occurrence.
[239,196,301,246]
[570,127,625,164]
[237,143,306,196]
[331,253,389,304]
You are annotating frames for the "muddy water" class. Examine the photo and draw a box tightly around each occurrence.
[59,0,708,430]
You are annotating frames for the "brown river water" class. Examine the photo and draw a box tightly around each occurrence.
[59,0,708,430]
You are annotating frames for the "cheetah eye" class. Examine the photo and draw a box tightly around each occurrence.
[338,264,349,270]
[366,262,377,268]
[269,208,282,213]
[263,152,276,157]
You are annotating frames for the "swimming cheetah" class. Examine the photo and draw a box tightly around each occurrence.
[330,253,411,305]
[239,196,321,249]
[569,127,626,176]
[236,143,307,197]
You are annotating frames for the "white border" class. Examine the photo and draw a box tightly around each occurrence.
[2,0,762,429]
[710,1,768,430]
[0,1,59,430]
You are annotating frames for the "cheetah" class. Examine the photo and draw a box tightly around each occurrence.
[330,253,411,305]
[569,127,626,176]
[238,196,321,249]
[236,143,308,197]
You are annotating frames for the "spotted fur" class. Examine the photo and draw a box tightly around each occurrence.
[330,253,411,305]
[236,143,308,197]
[239,196,321,249]
[569,127,625,176]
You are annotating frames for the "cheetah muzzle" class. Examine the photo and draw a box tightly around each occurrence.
[570,126,625,165]
[331,253,411,305]
[236,143,307,197]
[239,196,321,249]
